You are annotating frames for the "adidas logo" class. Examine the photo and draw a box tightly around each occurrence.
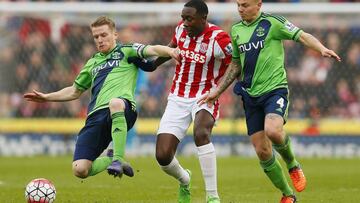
[113,128,122,133]
[276,108,283,113]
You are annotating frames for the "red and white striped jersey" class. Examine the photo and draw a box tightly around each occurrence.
[170,22,232,98]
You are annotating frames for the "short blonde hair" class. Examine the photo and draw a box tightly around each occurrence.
[91,16,116,31]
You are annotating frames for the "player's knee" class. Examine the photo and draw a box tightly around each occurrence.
[109,98,126,113]
[72,164,89,179]
[253,143,272,160]
[264,126,282,140]
[194,128,210,146]
[155,149,173,166]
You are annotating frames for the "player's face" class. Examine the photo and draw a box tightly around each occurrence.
[181,7,206,37]
[91,25,118,54]
[237,0,262,23]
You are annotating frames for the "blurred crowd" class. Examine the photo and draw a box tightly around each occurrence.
[0,12,359,120]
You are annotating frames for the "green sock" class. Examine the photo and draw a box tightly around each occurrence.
[111,112,127,161]
[260,154,293,196]
[88,156,112,176]
[273,135,299,169]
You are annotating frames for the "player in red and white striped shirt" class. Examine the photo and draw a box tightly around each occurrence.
[153,1,232,202]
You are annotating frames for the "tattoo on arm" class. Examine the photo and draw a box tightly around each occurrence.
[218,59,242,94]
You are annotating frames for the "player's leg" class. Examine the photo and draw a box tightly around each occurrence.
[264,89,306,192]
[156,133,191,203]
[88,149,113,177]
[73,155,112,178]
[73,110,112,178]
[156,133,190,184]
[156,96,192,203]
[108,98,127,161]
[107,98,137,177]
[72,159,93,179]
[243,95,294,200]
[265,115,299,169]
[193,108,219,202]
[250,131,294,197]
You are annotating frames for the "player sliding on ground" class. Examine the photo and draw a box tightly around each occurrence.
[24,16,178,179]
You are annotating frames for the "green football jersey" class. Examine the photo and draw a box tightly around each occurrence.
[74,43,148,116]
[231,12,303,97]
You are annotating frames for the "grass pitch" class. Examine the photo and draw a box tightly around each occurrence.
[0,156,359,203]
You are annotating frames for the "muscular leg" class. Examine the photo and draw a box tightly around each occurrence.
[193,110,219,199]
[265,113,298,169]
[251,131,293,196]
[265,113,306,192]
[156,133,190,185]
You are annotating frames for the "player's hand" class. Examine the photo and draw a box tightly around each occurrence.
[23,90,48,103]
[169,48,181,65]
[321,49,341,62]
[197,90,220,108]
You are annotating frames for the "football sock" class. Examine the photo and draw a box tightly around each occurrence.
[88,156,112,176]
[260,153,293,196]
[273,135,299,169]
[111,112,127,161]
[197,143,219,198]
[160,157,190,185]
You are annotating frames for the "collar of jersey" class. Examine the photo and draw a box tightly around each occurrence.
[242,12,263,27]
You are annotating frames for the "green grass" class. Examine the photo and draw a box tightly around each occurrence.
[0,156,359,203]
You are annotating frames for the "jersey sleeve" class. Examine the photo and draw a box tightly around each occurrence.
[74,59,93,91]
[213,31,232,62]
[230,27,240,59]
[272,16,303,41]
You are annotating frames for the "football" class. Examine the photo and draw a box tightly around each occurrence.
[25,178,56,203]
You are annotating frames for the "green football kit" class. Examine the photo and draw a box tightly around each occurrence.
[73,43,151,177]
[230,12,303,197]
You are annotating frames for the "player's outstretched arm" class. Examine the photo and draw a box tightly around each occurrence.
[24,85,83,103]
[299,32,341,62]
[198,59,242,107]
[145,45,180,62]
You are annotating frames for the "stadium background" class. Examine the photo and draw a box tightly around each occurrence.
[0,1,359,158]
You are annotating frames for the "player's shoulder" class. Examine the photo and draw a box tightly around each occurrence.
[208,23,230,37]
[82,56,98,69]
[120,43,146,51]
[176,21,185,30]
[120,43,135,50]
[121,43,134,47]
[177,20,184,27]
[261,12,287,24]
[230,20,244,31]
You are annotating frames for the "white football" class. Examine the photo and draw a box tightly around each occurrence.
[25,178,56,203]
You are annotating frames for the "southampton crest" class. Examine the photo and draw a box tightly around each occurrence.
[256,26,265,37]
[112,51,122,60]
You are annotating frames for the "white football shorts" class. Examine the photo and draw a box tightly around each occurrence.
[157,94,219,141]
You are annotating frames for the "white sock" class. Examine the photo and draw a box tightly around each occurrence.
[160,157,190,185]
[198,143,219,198]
